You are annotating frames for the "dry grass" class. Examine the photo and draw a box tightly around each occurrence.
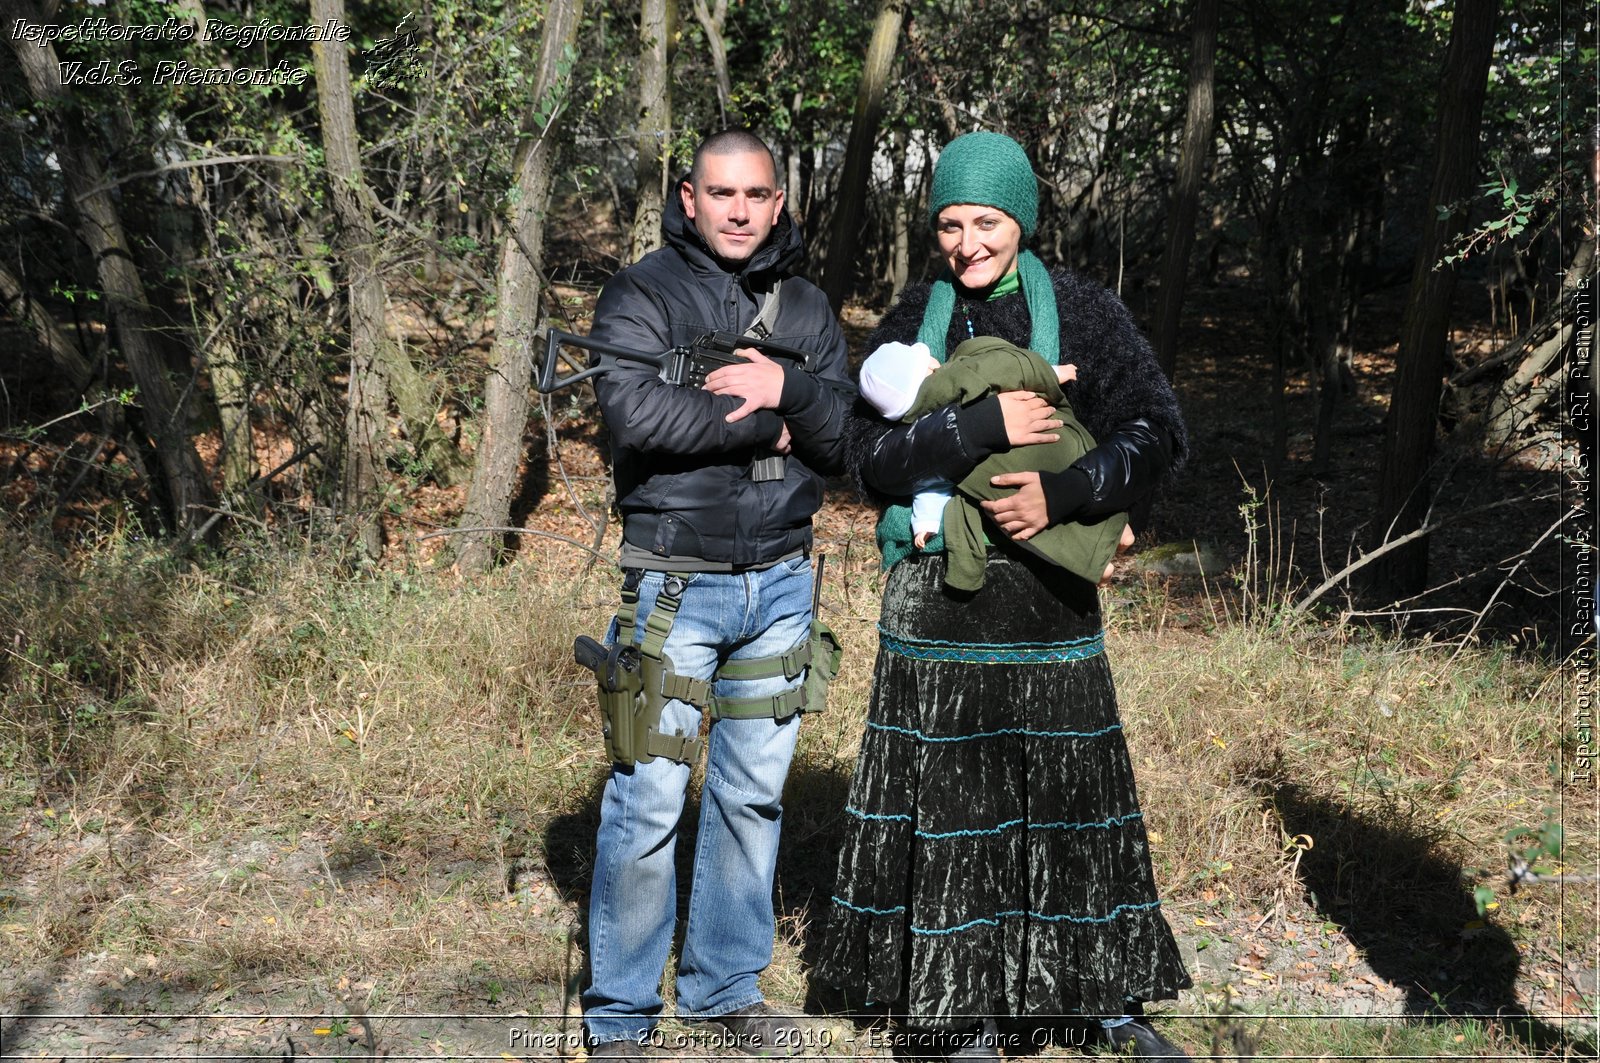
[1,516,1592,1056]
[1,526,613,997]
[1107,594,1569,906]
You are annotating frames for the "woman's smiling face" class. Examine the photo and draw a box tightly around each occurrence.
[934,204,1022,291]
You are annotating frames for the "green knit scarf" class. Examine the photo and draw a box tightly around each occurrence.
[915,250,1059,365]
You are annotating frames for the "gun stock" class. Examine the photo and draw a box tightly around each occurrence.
[538,330,678,393]
[537,329,814,394]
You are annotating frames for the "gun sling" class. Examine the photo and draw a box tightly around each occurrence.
[744,279,786,482]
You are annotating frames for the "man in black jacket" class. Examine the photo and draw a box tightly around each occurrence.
[581,130,850,1059]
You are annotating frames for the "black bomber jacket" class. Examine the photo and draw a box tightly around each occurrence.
[590,187,852,567]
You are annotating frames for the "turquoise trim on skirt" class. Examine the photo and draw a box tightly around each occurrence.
[816,549,1190,1025]
[877,625,1106,664]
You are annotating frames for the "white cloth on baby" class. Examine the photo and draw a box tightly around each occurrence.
[858,341,935,421]
[910,482,953,537]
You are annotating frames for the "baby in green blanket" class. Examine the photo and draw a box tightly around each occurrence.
[858,336,1133,591]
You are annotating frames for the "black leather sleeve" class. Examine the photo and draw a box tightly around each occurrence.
[775,323,854,475]
[854,396,1009,498]
[1039,418,1175,522]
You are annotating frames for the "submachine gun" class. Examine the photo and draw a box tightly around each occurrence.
[536,327,815,394]
[536,328,813,480]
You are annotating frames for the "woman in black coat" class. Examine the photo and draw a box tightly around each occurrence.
[814,132,1194,1061]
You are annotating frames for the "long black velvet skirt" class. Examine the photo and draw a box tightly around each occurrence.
[815,549,1190,1026]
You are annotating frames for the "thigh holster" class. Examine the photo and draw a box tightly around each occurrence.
[575,574,844,767]
[575,576,707,768]
[709,619,843,721]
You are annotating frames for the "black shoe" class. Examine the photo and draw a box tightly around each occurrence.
[1103,1019,1193,1061]
[948,1019,1001,1061]
[590,1038,656,1062]
[700,1003,805,1056]
[893,1019,1000,1062]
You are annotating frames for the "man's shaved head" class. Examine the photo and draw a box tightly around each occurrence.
[690,129,779,187]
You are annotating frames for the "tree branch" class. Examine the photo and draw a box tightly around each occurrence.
[1284,490,1549,621]
[77,154,297,200]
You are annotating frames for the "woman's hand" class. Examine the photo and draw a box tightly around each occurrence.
[981,471,1049,540]
[996,390,1061,446]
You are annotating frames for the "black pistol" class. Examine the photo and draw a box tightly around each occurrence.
[574,635,643,765]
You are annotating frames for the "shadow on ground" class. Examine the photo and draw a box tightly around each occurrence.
[1266,781,1595,1056]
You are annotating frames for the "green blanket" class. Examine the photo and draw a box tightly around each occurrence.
[877,337,1127,592]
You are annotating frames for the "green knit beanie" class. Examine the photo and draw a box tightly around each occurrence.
[916,132,1058,364]
[927,131,1038,239]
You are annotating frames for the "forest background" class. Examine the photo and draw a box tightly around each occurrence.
[1,0,1597,1059]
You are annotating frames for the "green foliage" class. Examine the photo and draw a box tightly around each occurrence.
[1438,174,1555,267]
[1430,0,1590,299]
[1504,811,1565,874]
[529,44,580,135]
[0,0,1586,541]
[1473,804,1566,918]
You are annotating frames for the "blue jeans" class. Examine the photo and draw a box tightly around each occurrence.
[583,556,813,1045]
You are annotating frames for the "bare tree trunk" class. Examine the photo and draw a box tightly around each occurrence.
[786,96,804,224]
[1312,110,1381,475]
[169,0,257,510]
[690,0,731,126]
[1262,233,1294,481]
[1309,332,1354,475]
[1151,0,1218,382]
[386,331,472,486]
[888,128,911,298]
[628,0,675,261]
[208,332,260,512]
[175,163,260,513]
[1482,322,1570,450]
[454,0,586,575]
[7,11,212,536]
[821,0,905,312]
[311,0,465,510]
[1373,0,1500,599]
[0,260,96,394]
[312,0,390,557]
[904,18,961,143]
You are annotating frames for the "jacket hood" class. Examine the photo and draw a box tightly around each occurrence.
[664,172,807,280]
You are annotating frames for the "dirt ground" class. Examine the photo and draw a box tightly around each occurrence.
[3,862,1593,1060]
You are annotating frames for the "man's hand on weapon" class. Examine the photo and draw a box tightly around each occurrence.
[704,347,785,422]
